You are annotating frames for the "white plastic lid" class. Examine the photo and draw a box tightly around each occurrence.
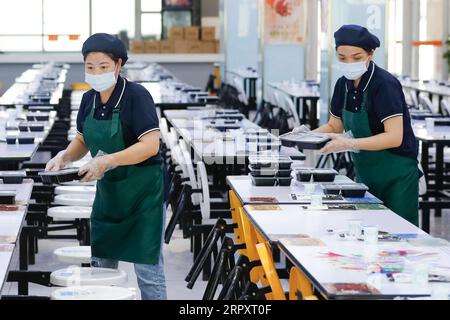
[54,186,96,195]
[54,246,91,264]
[51,286,135,300]
[50,267,128,287]
[47,206,92,220]
[54,194,95,207]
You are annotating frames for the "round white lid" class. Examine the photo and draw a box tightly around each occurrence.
[51,286,135,300]
[54,194,95,207]
[47,206,92,219]
[50,267,128,287]
[54,246,91,264]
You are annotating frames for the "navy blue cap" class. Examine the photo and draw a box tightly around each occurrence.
[334,25,380,50]
[82,33,128,66]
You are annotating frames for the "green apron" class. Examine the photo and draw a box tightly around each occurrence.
[83,96,164,265]
[342,89,419,226]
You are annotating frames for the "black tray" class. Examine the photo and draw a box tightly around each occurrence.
[251,175,277,186]
[312,169,338,182]
[38,168,86,185]
[248,155,293,170]
[0,191,16,204]
[0,171,27,184]
[6,136,17,144]
[280,133,331,150]
[18,136,35,144]
[278,177,293,186]
[249,166,292,177]
[296,169,313,182]
[197,96,219,104]
[322,183,369,198]
[27,114,50,121]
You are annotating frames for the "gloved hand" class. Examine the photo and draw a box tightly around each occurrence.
[79,152,116,182]
[291,125,311,134]
[319,131,360,155]
[45,150,71,171]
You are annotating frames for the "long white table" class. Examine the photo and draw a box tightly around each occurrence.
[0,110,56,168]
[164,109,306,163]
[227,175,383,205]
[244,204,450,299]
[0,180,34,293]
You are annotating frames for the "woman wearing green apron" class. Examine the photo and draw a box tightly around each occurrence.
[312,25,420,226]
[45,33,166,299]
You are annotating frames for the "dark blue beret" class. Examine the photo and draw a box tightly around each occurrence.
[334,25,380,50]
[82,33,128,66]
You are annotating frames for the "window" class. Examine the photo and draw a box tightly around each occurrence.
[92,0,135,38]
[418,0,444,80]
[0,0,135,52]
[0,0,42,51]
[387,0,403,75]
[43,0,90,52]
[141,0,163,39]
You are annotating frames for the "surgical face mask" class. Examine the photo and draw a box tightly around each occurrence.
[338,59,369,80]
[85,68,118,92]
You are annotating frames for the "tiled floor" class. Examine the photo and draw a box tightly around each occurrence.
[2,207,449,299]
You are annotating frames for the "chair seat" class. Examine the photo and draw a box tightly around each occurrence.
[51,286,136,300]
[48,206,92,220]
[54,186,96,195]
[50,267,128,287]
[54,246,92,264]
[54,194,95,207]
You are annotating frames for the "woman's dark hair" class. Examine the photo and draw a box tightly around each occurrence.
[335,46,375,55]
[83,52,120,64]
[362,48,375,55]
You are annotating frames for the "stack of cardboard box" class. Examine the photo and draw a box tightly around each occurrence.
[129,26,219,54]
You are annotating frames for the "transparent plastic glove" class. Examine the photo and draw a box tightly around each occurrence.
[79,150,117,182]
[45,150,71,171]
[319,131,360,155]
[291,125,311,134]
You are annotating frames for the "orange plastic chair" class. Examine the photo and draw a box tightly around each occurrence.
[289,267,318,300]
[239,208,266,282]
[255,241,287,300]
[48,34,58,41]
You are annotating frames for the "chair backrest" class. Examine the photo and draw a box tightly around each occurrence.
[281,92,301,128]
[289,267,318,300]
[402,89,414,109]
[239,208,271,290]
[159,118,169,146]
[441,99,450,116]
[410,91,419,109]
[419,96,434,113]
[255,241,287,300]
[196,161,210,219]
[233,77,249,105]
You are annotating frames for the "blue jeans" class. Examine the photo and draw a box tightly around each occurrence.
[91,204,167,300]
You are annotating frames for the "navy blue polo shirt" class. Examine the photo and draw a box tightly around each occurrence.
[76,75,162,166]
[330,61,418,160]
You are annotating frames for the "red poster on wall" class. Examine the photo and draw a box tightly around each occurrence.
[264,0,307,44]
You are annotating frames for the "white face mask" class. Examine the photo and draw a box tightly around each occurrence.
[338,59,369,80]
[85,69,118,92]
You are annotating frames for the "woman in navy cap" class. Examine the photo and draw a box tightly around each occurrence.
[312,25,420,225]
[45,33,166,299]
